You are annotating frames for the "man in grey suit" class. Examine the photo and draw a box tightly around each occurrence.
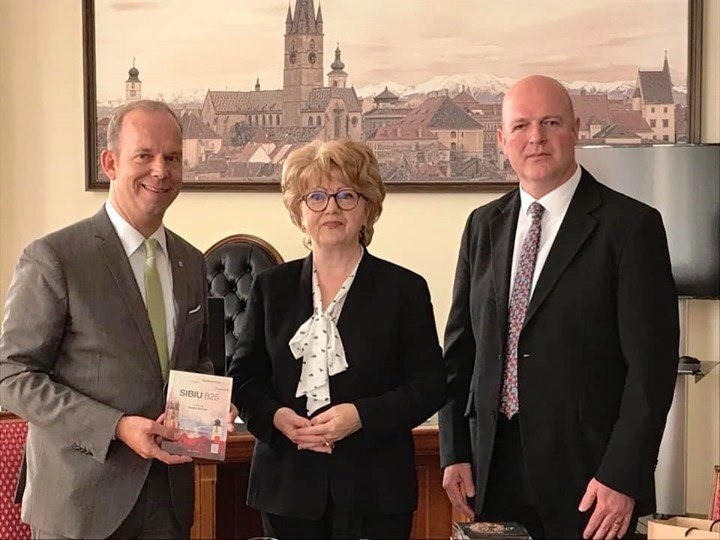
[0,100,226,539]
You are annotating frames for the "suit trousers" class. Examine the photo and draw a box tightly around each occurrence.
[261,487,414,540]
[480,415,640,539]
[479,414,546,538]
[32,461,185,540]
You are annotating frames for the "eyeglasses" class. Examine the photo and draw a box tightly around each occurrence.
[301,188,365,212]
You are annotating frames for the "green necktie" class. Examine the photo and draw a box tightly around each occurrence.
[144,238,169,380]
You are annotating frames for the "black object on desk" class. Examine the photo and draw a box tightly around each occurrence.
[453,522,531,539]
[678,355,701,374]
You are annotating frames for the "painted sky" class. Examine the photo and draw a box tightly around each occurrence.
[95,0,688,102]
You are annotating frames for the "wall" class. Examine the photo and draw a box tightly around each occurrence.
[0,0,718,514]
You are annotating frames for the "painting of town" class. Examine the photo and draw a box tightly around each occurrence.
[86,0,689,190]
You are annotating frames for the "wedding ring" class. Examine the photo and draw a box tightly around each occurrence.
[613,521,622,525]
[324,441,331,447]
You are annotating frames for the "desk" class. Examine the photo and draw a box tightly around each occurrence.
[191,424,456,539]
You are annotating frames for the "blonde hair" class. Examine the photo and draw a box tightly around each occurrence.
[281,140,385,247]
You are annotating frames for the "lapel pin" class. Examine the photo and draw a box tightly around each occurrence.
[178,260,184,267]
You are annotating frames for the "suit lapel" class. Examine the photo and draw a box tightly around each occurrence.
[489,192,521,342]
[524,170,601,325]
[91,207,163,380]
[336,251,374,333]
[296,254,314,327]
[166,230,189,367]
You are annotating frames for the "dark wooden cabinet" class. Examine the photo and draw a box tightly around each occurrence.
[191,425,454,539]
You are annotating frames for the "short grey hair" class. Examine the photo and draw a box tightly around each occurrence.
[105,100,182,152]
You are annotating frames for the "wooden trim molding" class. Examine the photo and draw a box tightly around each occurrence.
[687,0,703,143]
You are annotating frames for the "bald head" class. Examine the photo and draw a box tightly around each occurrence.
[502,75,575,131]
[497,75,580,198]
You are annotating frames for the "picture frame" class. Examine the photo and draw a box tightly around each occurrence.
[710,465,720,520]
[83,0,703,192]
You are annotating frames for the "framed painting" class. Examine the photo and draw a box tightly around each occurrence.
[83,0,702,192]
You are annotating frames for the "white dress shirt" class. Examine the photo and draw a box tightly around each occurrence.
[509,165,582,302]
[105,200,176,356]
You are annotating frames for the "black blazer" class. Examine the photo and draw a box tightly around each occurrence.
[229,252,446,519]
[438,169,679,521]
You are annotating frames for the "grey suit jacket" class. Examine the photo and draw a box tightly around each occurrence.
[0,207,214,539]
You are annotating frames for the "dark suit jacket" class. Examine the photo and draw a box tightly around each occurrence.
[228,251,446,519]
[0,207,213,539]
[438,169,679,522]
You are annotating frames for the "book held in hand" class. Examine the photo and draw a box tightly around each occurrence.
[161,369,233,461]
[453,521,531,540]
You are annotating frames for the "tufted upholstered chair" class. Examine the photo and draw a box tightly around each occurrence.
[0,413,31,540]
[204,234,284,375]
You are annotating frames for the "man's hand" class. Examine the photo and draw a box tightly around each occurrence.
[579,477,635,539]
[295,403,362,451]
[115,415,192,465]
[442,462,475,519]
[227,403,239,433]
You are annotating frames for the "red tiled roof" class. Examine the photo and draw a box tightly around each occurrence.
[452,90,481,110]
[303,87,361,112]
[637,70,674,104]
[570,94,611,129]
[609,110,651,132]
[207,90,284,114]
[400,97,482,130]
[593,123,641,139]
[250,125,323,143]
[374,87,399,101]
[368,124,437,141]
[180,113,220,139]
[364,107,412,117]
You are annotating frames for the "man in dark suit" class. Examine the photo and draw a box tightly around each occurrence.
[438,76,678,539]
[0,100,227,538]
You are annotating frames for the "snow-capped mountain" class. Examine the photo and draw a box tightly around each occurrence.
[96,75,687,110]
[356,73,513,100]
[412,73,515,96]
[353,81,415,98]
[356,73,687,102]
[564,80,636,94]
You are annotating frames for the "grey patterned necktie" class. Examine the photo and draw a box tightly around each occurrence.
[499,202,545,418]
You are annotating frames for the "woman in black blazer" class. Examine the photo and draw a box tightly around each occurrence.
[228,140,446,539]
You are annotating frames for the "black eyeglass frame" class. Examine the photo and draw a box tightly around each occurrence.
[300,188,366,212]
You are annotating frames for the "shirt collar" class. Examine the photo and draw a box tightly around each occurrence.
[518,164,582,218]
[105,200,167,258]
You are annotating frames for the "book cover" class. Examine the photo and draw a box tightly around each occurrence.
[161,369,233,461]
[453,521,531,540]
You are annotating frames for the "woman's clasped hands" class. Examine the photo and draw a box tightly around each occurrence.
[273,403,361,454]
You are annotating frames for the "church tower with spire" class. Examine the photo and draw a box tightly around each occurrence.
[125,59,141,104]
[327,45,348,88]
[283,0,324,126]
